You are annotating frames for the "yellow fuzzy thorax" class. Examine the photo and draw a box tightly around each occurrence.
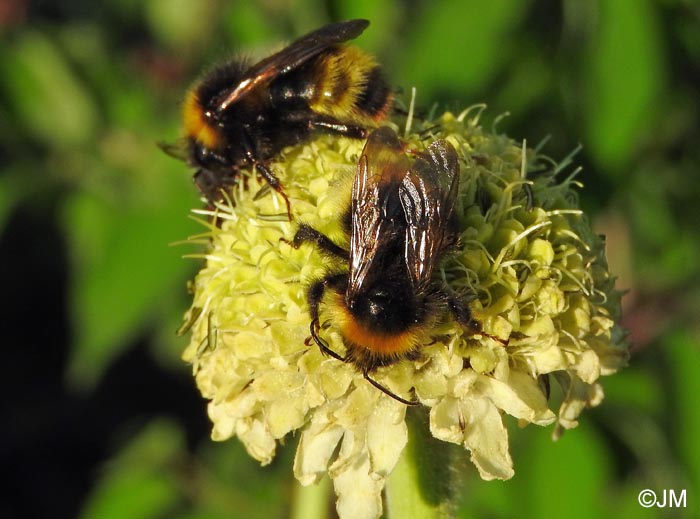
[182,88,222,150]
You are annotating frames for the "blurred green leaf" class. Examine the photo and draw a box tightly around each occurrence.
[600,367,663,414]
[515,423,612,519]
[81,471,178,519]
[220,2,276,47]
[0,173,20,234]
[400,0,529,102]
[334,0,400,51]
[582,0,665,171]
[457,470,512,519]
[666,330,700,498]
[191,440,291,519]
[627,165,698,288]
[61,161,199,388]
[1,30,98,147]
[290,477,331,519]
[494,43,552,117]
[145,0,220,52]
[79,420,184,519]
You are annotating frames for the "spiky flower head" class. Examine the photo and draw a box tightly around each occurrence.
[180,109,627,519]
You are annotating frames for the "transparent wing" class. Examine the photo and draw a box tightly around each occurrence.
[348,127,408,297]
[399,139,460,289]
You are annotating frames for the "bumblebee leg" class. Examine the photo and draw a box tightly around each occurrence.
[287,223,349,260]
[308,118,368,139]
[238,132,292,219]
[309,318,345,361]
[447,291,508,346]
[362,370,419,406]
[306,275,347,361]
[254,161,292,220]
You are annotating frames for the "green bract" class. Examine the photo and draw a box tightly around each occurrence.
[181,110,627,519]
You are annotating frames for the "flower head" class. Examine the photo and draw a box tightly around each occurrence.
[181,109,626,519]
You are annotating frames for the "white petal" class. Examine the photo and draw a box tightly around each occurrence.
[294,420,345,485]
[429,397,464,445]
[367,398,407,476]
[478,371,555,425]
[572,349,601,384]
[236,418,276,465]
[461,397,514,480]
[333,454,384,519]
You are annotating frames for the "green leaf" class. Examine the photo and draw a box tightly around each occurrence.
[334,0,400,51]
[599,367,663,414]
[514,423,612,519]
[78,420,184,519]
[145,0,220,52]
[61,161,199,388]
[582,0,665,171]
[193,440,291,519]
[666,330,700,497]
[400,0,529,101]
[0,30,98,147]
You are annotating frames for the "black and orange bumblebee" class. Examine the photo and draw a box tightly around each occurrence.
[289,127,502,405]
[162,19,393,217]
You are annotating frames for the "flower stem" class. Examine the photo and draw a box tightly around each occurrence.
[385,407,459,519]
[291,476,331,519]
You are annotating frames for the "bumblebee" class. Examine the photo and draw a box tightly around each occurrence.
[289,127,498,405]
[162,19,393,217]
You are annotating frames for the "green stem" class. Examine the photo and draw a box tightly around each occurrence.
[385,407,460,519]
[291,476,331,519]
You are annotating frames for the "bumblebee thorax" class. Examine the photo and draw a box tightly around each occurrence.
[347,285,417,333]
[183,89,224,150]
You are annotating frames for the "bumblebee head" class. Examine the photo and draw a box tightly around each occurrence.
[182,58,252,152]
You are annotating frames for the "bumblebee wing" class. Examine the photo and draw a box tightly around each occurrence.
[216,19,369,113]
[399,139,460,289]
[158,139,190,162]
[348,127,408,297]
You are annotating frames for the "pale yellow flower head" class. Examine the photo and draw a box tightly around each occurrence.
[181,109,627,519]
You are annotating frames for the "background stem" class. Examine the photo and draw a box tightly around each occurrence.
[385,407,460,519]
[291,476,331,519]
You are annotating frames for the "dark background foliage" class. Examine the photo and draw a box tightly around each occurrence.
[1,0,698,518]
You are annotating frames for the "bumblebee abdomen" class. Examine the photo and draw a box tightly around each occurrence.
[309,46,392,124]
[329,293,420,360]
